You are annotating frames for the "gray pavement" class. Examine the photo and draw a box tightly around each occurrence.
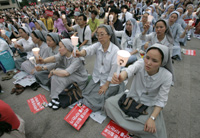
[0,38,200,138]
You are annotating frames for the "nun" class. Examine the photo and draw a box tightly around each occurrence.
[35,33,60,87]
[167,11,190,60]
[37,38,88,110]
[161,4,175,19]
[139,19,173,56]
[114,18,142,65]
[75,25,125,112]
[34,20,48,38]
[105,44,173,138]
[20,30,49,74]
[14,27,35,70]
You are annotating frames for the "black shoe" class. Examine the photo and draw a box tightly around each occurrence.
[31,82,40,91]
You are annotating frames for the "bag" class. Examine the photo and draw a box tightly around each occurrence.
[0,50,15,73]
[58,82,82,108]
[118,93,148,118]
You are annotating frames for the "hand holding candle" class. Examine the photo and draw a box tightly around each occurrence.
[109,15,113,22]
[71,36,79,56]
[116,50,131,78]
[29,57,36,66]
[11,38,17,45]
[188,20,194,26]
[32,48,40,59]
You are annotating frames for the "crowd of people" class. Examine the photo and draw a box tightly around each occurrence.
[0,0,200,138]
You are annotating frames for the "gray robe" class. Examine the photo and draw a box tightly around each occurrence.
[46,54,88,99]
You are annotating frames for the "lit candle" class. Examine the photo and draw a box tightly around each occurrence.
[116,50,131,77]
[148,15,153,23]
[72,19,75,23]
[11,38,17,45]
[188,20,194,26]
[22,23,26,27]
[1,30,5,35]
[105,12,109,19]
[109,15,113,22]
[62,14,66,19]
[71,36,79,56]
[29,57,36,66]
[32,48,40,58]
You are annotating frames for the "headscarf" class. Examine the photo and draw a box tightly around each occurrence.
[176,7,184,12]
[147,43,174,81]
[186,4,194,11]
[125,18,141,38]
[164,4,174,13]
[61,38,73,52]
[169,11,180,23]
[47,33,60,45]
[19,26,31,36]
[32,30,46,42]
[35,20,48,32]
[155,19,173,45]
[149,5,156,13]
[97,24,121,49]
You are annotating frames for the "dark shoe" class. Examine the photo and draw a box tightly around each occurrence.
[31,82,40,91]
[11,88,16,94]
[15,87,25,95]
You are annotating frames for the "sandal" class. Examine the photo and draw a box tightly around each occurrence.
[15,87,25,95]
[11,88,16,94]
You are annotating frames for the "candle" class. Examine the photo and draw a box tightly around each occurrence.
[11,38,17,45]
[71,36,79,56]
[1,30,5,35]
[72,19,75,23]
[32,48,40,58]
[62,14,66,19]
[148,15,153,23]
[116,50,131,77]
[105,12,109,19]
[139,50,145,58]
[22,23,26,27]
[29,57,36,66]
[109,15,113,22]
[188,20,194,26]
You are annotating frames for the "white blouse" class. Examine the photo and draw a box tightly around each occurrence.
[84,42,119,86]
[125,59,172,107]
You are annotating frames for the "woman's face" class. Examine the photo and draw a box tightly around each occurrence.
[168,6,174,13]
[46,36,56,48]
[144,49,162,75]
[155,21,166,36]
[96,28,111,45]
[126,21,132,32]
[58,42,68,56]
[19,29,28,38]
[169,13,178,23]
[187,6,193,13]
[31,33,40,44]
[142,13,148,23]
[177,9,183,16]
[35,22,41,30]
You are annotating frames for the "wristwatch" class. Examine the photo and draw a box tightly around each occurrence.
[150,116,155,121]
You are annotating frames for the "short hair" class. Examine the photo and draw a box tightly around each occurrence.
[91,10,98,16]
[78,14,87,21]
[53,11,60,18]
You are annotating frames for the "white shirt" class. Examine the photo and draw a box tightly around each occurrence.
[84,42,119,86]
[0,39,13,56]
[126,59,172,107]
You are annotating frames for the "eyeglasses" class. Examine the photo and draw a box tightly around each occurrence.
[96,33,108,38]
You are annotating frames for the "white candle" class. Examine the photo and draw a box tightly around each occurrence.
[62,14,66,19]
[32,48,40,58]
[71,36,79,56]
[29,57,36,66]
[22,23,26,27]
[1,30,5,35]
[109,15,113,22]
[11,38,17,45]
[72,19,75,23]
[148,15,153,23]
[116,50,131,77]
[105,12,109,19]
[188,20,194,26]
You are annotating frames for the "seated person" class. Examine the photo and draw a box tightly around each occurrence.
[75,25,124,112]
[105,44,173,138]
[114,18,142,65]
[37,38,88,110]
[0,100,25,138]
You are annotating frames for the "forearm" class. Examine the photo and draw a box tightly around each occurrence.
[80,49,87,57]
[64,24,74,32]
[53,70,70,77]
[120,71,128,82]
[150,106,162,119]
[44,56,56,63]
[131,50,138,55]
[180,30,187,38]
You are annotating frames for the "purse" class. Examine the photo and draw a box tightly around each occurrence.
[58,82,82,108]
[118,93,148,118]
[0,50,15,73]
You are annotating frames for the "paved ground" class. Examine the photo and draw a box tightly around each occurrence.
[0,38,200,138]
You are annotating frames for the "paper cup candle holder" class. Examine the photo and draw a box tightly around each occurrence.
[188,20,194,26]
[32,48,40,58]
[71,36,79,56]
[116,50,131,77]
[29,57,36,66]
[11,38,17,45]
[109,15,114,22]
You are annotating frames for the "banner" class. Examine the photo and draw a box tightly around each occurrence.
[45,10,53,17]
[27,94,48,114]
[61,6,66,11]
[64,104,92,130]
[183,49,196,56]
[102,120,132,138]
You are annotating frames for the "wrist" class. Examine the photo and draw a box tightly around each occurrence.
[150,116,156,121]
